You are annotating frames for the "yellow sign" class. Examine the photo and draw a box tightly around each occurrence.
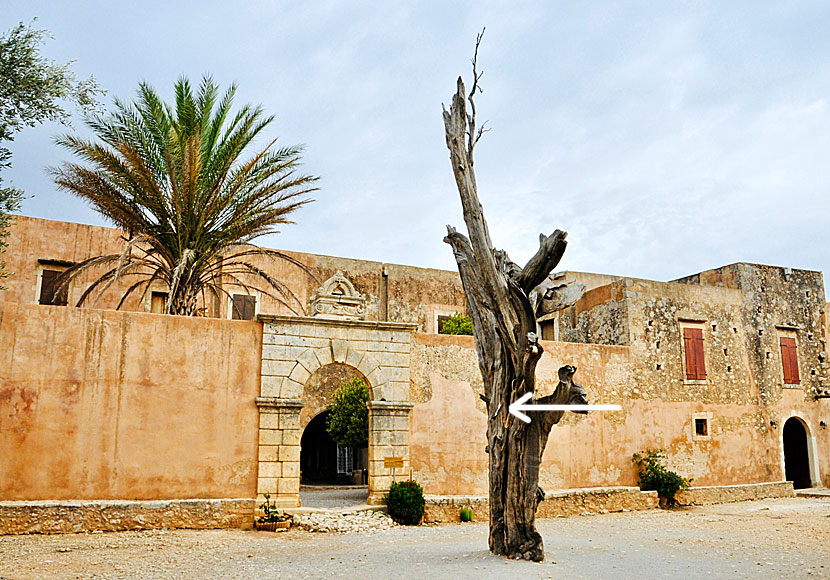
[384,456,404,469]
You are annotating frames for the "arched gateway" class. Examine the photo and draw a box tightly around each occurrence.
[782,416,813,489]
[254,272,416,507]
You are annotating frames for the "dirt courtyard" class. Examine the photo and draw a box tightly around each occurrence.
[1,497,828,580]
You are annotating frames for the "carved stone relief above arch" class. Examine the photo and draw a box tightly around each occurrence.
[309,271,368,320]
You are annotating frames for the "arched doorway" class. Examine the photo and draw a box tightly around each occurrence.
[300,410,338,484]
[783,417,812,489]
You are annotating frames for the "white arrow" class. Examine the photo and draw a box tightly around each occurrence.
[508,392,622,424]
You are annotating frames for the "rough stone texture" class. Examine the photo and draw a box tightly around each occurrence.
[422,487,658,523]
[293,509,397,533]
[674,481,795,506]
[0,499,255,535]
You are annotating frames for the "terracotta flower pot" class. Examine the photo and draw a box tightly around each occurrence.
[256,520,290,531]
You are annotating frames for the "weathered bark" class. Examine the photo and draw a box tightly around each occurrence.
[442,44,584,561]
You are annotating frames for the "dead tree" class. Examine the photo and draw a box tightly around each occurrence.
[442,34,586,561]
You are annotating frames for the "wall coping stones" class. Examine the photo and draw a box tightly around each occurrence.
[255,397,305,409]
[258,313,418,332]
[367,401,415,411]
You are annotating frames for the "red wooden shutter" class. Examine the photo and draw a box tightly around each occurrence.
[780,337,800,384]
[683,327,706,380]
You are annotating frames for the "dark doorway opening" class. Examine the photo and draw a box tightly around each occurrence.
[783,417,811,489]
[300,411,368,486]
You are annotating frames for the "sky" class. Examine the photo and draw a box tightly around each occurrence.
[4,1,830,288]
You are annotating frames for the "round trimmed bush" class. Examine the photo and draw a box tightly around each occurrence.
[384,480,425,525]
[460,508,474,522]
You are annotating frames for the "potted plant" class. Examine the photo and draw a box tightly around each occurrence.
[255,493,291,531]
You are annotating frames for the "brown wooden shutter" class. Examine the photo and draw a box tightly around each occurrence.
[683,327,706,380]
[243,295,256,320]
[232,295,256,320]
[780,337,800,384]
[39,269,68,306]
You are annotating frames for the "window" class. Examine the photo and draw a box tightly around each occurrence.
[37,266,69,306]
[692,412,712,441]
[436,314,451,333]
[336,445,353,475]
[150,291,168,314]
[682,326,707,381]
[780,336,800,385]
[231,294,257,320]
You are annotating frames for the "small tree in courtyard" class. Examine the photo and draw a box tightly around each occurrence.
[439,312,473,335]
[326,377,369,448]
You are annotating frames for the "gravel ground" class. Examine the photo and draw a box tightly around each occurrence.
[1,497,829,580]
[299,486,368,509]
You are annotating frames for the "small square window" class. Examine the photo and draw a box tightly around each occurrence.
[692,413,712,441]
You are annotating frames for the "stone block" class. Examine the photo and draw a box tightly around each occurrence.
[368,341,410,354]
[392,415,410,431]
[368,445,398,461]
[382,366,410,383]
[281,428,300,446]
[370,430,408,446]
[358,356,379,378]
[331,339,349,363]
[262,344,307,362]
[346,347,365,369]
[288,363,310,385]
[278,413,301,431]
[347,327,371,343]
[261,359,294,377]
[280,378,304,399]
[297,349,321,374]
[260,375,283,398]
[282,461,300,478]
[380,381,409,402]
[314,346,333,367]
[365,367,385,389]
[258,445,280,462]
[259,461,282,479]
[258,429,281,446]
[279,445,301,463]
[369,475,393,490]
[277,477,300,494]
[259,413,279,429]
[257,477,278,495]
[374,351,409,368]
[370,415,394,431]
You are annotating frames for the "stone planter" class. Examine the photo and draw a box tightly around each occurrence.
[255,520,291,531]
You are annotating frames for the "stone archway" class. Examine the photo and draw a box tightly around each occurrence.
[255,313,416,508]
[783,417,812,489]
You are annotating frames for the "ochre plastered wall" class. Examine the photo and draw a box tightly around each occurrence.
[3,216,466,330]
[409,331,829,496]
[0,302,261,500]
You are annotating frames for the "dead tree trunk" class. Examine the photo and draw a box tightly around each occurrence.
[442,37,581,562]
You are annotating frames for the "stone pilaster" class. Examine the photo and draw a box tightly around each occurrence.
[367,400,414,504]
[255,397,303,508]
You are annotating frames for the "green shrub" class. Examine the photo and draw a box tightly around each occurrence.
[384,480,425,525]
[439,312,473,335]
[460,508,474,522]
[326,377,369,448]
[258,493,288,523]
[632,449,692,507]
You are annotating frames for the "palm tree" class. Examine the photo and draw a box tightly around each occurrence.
[50,75,318,316]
